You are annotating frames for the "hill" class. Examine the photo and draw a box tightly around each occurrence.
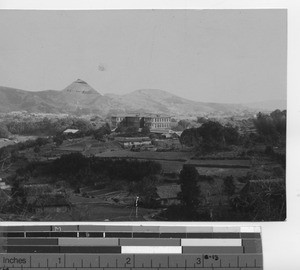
[0,80,123,115]
[0,81,283,116]
[245,99,287,112]
[105,89,247,116]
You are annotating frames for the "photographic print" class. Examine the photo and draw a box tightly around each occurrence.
[0,9,286,221]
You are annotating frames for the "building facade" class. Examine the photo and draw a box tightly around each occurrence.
[111,114,171,130]
[111,116,125,129]
[143,115,171,130]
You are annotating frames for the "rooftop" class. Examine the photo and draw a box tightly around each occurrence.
[63,129,79,134]
[157,184,181,199]
[111,113,171,118]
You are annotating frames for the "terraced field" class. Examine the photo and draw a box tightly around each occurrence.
[186,159,252,168]
[95,150,193,161]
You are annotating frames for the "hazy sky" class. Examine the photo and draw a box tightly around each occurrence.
[0,9,287,103]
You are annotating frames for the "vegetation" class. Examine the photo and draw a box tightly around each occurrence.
[230,180,286,221]
[180,121,239,152]
[223,175,235,197]
[17,153,162,190]
[0,109,286,221]
[172,120,191,131]
[0,137,50,162]
[0,123,10,138]
[161,165,210,221]
[253,109,286,145]
[129,176,160,208]
[177,165,201,218]
[0,117,92,136]
[93,123,111,140]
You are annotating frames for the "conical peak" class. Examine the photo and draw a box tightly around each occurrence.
[75,79,87,84]
[62,79,101,95]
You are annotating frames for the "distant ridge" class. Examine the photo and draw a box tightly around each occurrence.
[104,88,248,116]
[244,99,286,112]
[0,81,284,116]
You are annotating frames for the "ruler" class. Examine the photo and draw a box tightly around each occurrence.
[0,225,263,270]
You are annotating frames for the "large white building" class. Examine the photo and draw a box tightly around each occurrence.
[111,114,171,130]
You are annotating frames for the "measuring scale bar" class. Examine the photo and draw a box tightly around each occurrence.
[0,225,263,270]
[0,253,263,268]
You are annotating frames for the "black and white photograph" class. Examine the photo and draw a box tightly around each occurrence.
[0,9,287,222]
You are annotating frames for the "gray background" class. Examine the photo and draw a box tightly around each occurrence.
[0,9,286,104]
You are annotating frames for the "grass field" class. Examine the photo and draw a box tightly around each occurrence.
[95,150,193,161]
[0,135,38,148]
[196,167,251,177]
[186,159,251,168]
[58,138,122,154]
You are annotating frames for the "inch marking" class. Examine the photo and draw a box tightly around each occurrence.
[133,254,135,268]
[0,253,263,269]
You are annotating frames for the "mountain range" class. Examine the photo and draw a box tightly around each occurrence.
[0,79,286,117]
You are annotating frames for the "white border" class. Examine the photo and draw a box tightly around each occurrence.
[0,1,299,270]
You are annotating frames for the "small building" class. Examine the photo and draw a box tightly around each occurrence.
[111,116,125,129]
[24,184,52,196]
[169,130,183,137]
[0,178,11,191]
[115,137,152,148]
[32,193,71,214]
[156,184,181,206]
[63,129,79,134]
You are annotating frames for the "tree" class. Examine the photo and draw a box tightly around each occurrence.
[10,176,27,206]
[0,123,9,138]
[177,165,201,219]
[53,135,64,146]
[270,109,286,136]
[129,176,159,208]
[197,117,208,124]
[253,110,287,145]
[180,121,242,152]
[94,124,111,140]
[33,146,40,153]
[36,137,49,146]
[140,126,151,135]
[180,128,201,148]
[71,118,93,133]
[230,180,286,221]
[223,175,235,197]
[198,121,225,151]
[223,125,239,145]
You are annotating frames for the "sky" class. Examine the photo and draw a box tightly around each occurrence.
[0,9,287,103]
